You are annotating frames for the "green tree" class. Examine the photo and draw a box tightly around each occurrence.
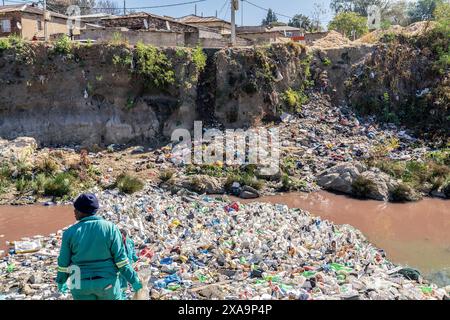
[408,0,444,22]
[330,0,389,16]
[432,1,450,74]
[328,11,369,39]
[49,0,96,15]
[288,14,314,31]
[434,1,450,33]
[262,8,279,26]
[382,0,410,26]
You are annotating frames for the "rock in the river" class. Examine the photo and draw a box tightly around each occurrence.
[359,169,397,201]
[316,163,417,202]
[317,163,366,194]
[239,185,260,199]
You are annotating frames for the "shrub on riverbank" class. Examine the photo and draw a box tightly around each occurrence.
[224,173,265,191]
[391,183,419,202]
[43,172,74,197]
[367,157,450,195]
[114,173,144,194]
[280,173,307,192]
[36,156,60,175]
[159,169,175,182]
[0,150,101,201]
[352,176,377,198]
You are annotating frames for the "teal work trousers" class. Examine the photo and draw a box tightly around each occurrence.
[71,277,122,300]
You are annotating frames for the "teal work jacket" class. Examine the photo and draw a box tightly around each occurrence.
[55,215,140,287]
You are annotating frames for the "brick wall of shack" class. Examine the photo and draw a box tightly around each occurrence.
[237,32,282,45]
[81,28,185,46]
[102,15,197,33]
[0,12,72,40]
[0,12,22,37]
[21,13,70,40]
[305,32,329,44]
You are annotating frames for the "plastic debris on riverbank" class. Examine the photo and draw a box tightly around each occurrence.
[0,186,449,300]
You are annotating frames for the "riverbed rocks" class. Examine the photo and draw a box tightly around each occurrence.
[0,186,447,300]
[358,169,397,201]
[317,163,365,194]
[239,186,260,199]
[0,137,37,162]
[317,163,420,202]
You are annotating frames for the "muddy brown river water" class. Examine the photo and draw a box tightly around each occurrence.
[0,205,74,253]
[0,191,449,281]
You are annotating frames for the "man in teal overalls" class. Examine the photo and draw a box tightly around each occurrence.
[55,193,143,300]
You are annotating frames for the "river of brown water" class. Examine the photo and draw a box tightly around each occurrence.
[0,205,74,253]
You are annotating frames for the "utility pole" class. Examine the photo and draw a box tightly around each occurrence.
[123,0,126,15]
[195,4,197,16]
[231,0,238,46]
[43,0,48,41]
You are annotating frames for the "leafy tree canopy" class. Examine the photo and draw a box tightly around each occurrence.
[288,14,315,31]
[262,8,279,26]
[328,11,369,39]
[407,0,444,23]
[330,0,389,16]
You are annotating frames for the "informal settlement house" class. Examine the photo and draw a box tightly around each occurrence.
[237,25,305,45]
[176,15,231,35]
[81,12,250,47]
[0,4,73,40]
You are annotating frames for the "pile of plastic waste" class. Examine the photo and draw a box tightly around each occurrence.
[1,186,448,300]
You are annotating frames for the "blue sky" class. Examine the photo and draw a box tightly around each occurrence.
[121,0,335,27]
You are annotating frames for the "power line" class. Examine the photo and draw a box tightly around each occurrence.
[122,0,208,10]
[242,0,293,20]
[20,0,209,11]
[3,0,36,4]
[218,0,228,18]
[222,0,231,21]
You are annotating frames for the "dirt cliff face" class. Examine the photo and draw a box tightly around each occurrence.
[213,43,311,128]
[0,42,312,147]
[0,36,446,147]
[0,43,199,147]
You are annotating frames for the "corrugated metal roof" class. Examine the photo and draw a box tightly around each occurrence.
[100,12,222,33]
[0,4,68,19]
[177,15,230,24]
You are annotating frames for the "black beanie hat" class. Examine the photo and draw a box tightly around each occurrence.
[74,193,99,215]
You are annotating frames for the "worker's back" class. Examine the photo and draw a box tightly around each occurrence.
[56,193,142,300]
[62,215,120,279]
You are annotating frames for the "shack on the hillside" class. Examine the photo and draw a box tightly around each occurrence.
[237,25,305,44]
[81,12,250,47]
[176,15,231,35]
[0,4,77,40]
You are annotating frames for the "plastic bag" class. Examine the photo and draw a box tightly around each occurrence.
[14,240,41,254]
[132,269,151,300]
